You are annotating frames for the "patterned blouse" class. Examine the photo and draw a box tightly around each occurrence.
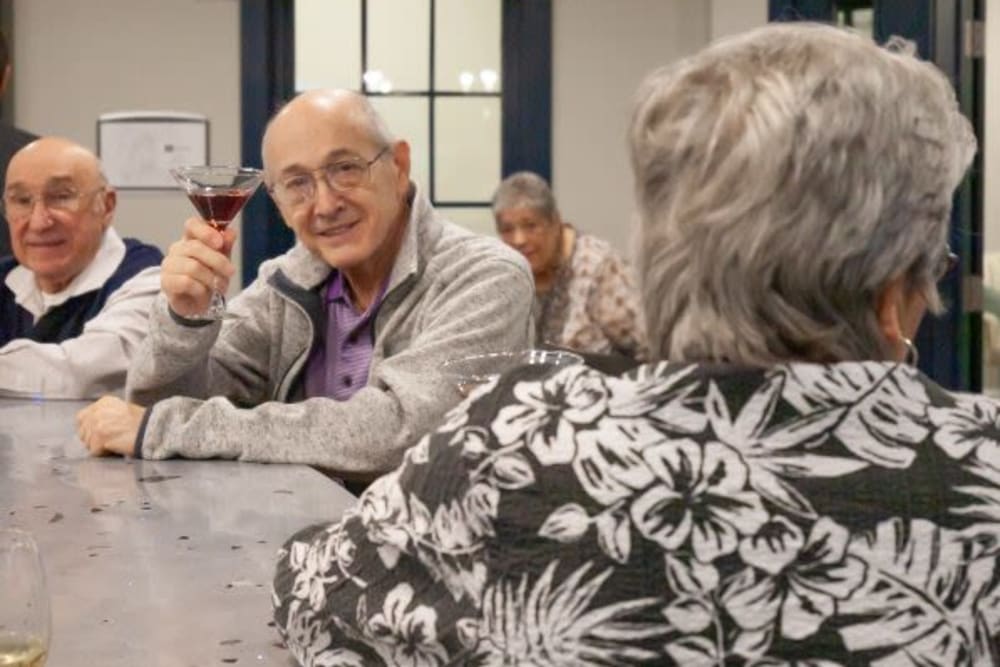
[535,227,648,360]
[273,360,1000,666]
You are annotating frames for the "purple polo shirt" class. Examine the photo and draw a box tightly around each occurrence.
[304,271,389,401]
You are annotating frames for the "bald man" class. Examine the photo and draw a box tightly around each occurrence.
[0,138,162,398]
[77,89,533,484]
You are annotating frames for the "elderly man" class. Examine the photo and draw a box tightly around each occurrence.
[0,137,162,398]
[77,89,533,481]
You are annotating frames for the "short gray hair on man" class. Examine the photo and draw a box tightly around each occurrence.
[491,171,560,222]
[628,22,977,364]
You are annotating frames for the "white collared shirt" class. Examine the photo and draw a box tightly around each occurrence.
[0,228,162,398]
[7,227,127,321]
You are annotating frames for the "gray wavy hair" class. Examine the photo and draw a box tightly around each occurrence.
[628,22,976,363]
[491,171,560,222]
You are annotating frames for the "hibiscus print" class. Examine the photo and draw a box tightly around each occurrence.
[285,523,360,611]
[491,365,611,464]
[722,517,866,646]
[629,439,769,562]
[273,360,1000,666]
[362,584,448,667]
[929,393,1000,464]
[706,375,862,518]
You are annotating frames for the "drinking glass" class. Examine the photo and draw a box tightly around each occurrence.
[441,349,583,396]
[170,166,264,320]
[0,529,50,666]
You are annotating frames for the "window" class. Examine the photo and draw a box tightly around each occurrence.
[294,0,502,236]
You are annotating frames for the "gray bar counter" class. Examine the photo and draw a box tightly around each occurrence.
[0,398,356,666]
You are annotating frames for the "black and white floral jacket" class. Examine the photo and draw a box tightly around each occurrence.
[273,361,1000,666]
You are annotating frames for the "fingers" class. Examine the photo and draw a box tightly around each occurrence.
[162,231,235,315]
[162,250,232,294]
[182,217,240,255]
[76,400,106,456]
[75,397,138,458]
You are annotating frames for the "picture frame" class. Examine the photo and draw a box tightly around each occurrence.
[96,111,210,190]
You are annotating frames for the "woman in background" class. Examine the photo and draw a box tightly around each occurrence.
[273,23,998,666]
[492,171,648,361]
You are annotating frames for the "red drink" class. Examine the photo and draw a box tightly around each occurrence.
[187,190,251,228]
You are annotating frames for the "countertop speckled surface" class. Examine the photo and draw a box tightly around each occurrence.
[0,398,357,666]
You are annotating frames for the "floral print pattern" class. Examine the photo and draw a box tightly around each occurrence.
[274,361,1000,665]
[534,227,649,360]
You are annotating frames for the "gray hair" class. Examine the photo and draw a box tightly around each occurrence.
[491,171,560,222]
[628,22,976,363]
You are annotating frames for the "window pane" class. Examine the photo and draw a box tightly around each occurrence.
[434,97,501,202]
[370,97,430,194]
[295,0,361,91]
[439,206,496,237]
[367,0,429,92]
[435,0,501,93]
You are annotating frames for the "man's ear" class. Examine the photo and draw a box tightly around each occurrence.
[391,140,411,199]
[99,187,117,229]
[875,275,908,362]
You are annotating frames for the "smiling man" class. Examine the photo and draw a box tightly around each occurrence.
[77,89,533,482]
[0,137,162,398]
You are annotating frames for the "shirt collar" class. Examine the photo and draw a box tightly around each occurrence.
[5,227,126,319]
[324,268,391,318]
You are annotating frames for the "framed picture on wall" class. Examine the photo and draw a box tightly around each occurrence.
[97,111,209,190]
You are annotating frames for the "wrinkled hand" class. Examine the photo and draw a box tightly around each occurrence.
[161,216,238,318]
[76,396,146,458]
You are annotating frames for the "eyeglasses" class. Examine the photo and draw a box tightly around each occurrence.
[269,147,389,208]
[2,185,106,222]
[933,246,959,282]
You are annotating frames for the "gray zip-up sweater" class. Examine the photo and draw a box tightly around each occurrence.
[126,191,534,477]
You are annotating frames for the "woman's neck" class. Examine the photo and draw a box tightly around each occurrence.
[535,224,575,294]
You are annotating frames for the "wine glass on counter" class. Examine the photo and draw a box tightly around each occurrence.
[0,529,50,666]
[170,166,264,320]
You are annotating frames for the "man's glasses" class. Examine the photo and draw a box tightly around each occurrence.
[2,186,106,222]
[269,147,389,208]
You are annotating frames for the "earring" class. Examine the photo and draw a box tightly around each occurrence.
[902,337,919,367]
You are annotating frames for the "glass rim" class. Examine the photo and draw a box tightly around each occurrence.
[169,165,263,177]
[441,349,584,381]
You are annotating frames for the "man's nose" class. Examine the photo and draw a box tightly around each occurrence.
[312,177,344,215]
[510,228,528,247]
[26,199,55,229]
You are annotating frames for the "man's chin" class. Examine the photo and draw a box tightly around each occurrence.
[315,245,367,272]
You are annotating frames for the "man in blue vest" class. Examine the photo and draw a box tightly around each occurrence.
[0,137,162,398]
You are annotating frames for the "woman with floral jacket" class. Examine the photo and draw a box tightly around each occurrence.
[273,23,996,666]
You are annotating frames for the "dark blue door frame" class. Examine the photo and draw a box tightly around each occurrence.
[239,0,296,288]
[769,0,984,391]
[238,0,552,287]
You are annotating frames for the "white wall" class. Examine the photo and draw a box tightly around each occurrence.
[552,0,767,256]
[710,0,768,41]
[12,0,241,284]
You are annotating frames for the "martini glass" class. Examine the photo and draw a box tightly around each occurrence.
[170,166,264,320]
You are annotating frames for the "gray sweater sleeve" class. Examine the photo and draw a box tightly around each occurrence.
[125,274,282,409]
[132,253,534,477]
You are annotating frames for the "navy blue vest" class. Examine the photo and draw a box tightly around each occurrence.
[0,238,163,346]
